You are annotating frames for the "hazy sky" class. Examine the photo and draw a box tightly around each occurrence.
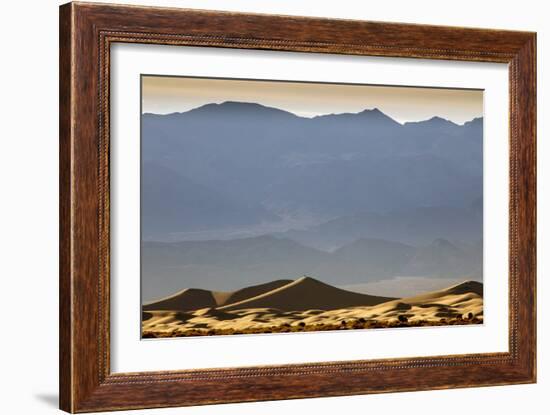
[142,75,483,125]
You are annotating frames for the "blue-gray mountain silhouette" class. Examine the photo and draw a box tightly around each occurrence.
[142,102,483,240]
[142,161,276,235]
[280,204,482,250]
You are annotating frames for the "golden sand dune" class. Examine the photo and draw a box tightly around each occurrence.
[218,276,394,311]
[214,279,293,306]
[143,279,292,311]
[400,280,483,303]
[142,277,483,338]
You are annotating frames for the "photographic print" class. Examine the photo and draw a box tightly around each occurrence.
[140,76,484,338]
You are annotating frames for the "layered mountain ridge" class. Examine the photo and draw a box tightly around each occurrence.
[142,102,483,239]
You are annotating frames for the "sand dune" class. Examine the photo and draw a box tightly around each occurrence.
[214,279,293,307]
[142,277,483,338]
[143,279,292,311]
[399,280,483,302]
[143,288,217,311]
[218,276,394,311]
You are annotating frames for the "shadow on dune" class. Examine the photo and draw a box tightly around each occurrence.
[142,277,484,338]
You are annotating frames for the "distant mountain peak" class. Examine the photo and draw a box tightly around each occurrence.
[430,115,453,122]
[361,107,382,114]
[404,116,459,127]
[185,101,299,118]
[216,101,271,109]
[463,117,483,127]
[430,238,458,249]
[310,107,400,125]
[358,107,401,123]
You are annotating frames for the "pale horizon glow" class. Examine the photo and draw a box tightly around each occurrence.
[142,75,484,125]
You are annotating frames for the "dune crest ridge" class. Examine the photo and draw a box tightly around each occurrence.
[218,276,395,311]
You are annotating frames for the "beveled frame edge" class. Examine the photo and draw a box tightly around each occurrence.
[59,2,536,413]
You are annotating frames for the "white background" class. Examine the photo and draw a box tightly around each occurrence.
[0,0,547,414]
[111,45,509,372]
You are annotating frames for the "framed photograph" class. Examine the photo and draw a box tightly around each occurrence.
[59,2,536,412]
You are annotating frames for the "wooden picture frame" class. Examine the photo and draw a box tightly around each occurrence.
[59,2,536,412]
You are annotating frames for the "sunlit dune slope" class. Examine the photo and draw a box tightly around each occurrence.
[142,277,483,337]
